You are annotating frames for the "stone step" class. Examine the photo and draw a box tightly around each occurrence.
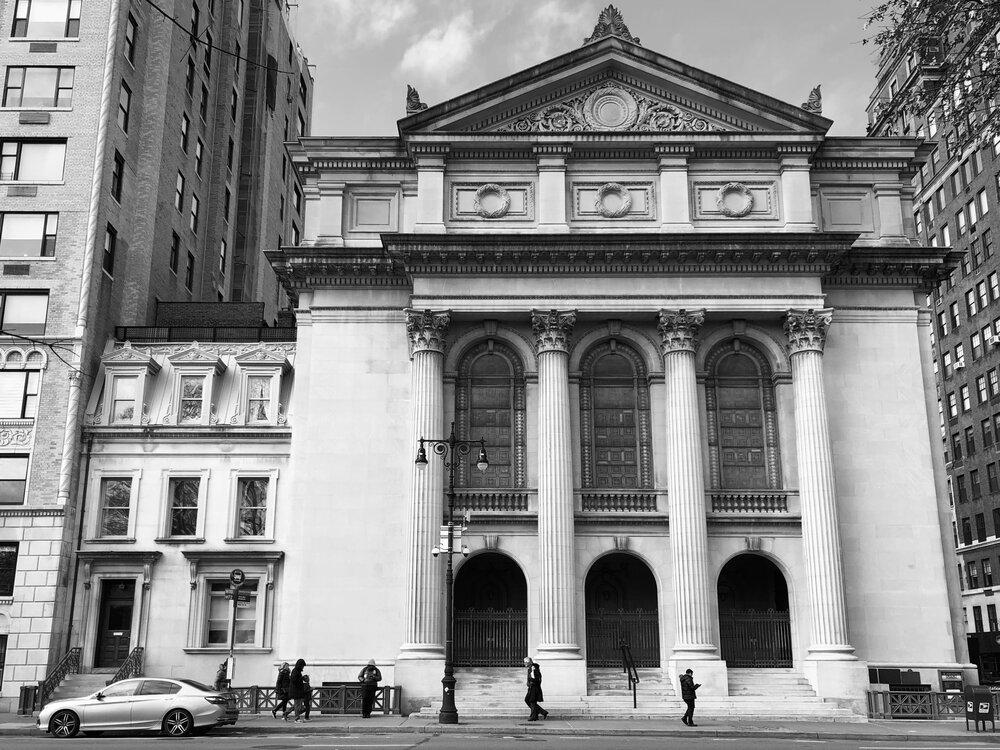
[50,674,112,701]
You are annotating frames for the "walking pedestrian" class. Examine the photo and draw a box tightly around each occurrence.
[272,662,291,719]
[288,659,308,723]
[679,668,701,726]
[213,661,228,692]
[523,657,548,721]
[301,673,312,721]
[358,659,382,718]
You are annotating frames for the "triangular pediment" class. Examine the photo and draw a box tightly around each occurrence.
[400,36,831,137]
[167,343,227,373]
[103,342,160,373]
[233,346,290,369]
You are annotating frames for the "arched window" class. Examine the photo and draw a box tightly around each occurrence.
[579,342,652,490]
[455,342,526,489]
[705,340,781,489]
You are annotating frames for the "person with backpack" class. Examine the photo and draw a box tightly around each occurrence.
[357,659,382,718]
[272,662,291,719]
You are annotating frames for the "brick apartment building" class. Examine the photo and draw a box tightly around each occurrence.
[0,0,311,710]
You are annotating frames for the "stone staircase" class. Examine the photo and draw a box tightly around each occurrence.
[410,666,863,721]
[47,672,111,703]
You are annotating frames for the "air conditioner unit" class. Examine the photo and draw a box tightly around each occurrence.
[989,335,1000,347]
[955,358,967,370]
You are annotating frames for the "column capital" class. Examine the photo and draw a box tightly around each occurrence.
[531,309,577,354]
[657,309,706,354]
[784,308,833,355]
[405,308,451,356]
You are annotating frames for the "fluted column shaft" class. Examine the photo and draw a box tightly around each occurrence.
[532,310,580,657]
[785,309,854,658]
[399,309,450,658]
[658,309,717,658]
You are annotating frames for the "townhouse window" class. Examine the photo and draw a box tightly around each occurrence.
[986,559,996,587]
[206,579,258,646]
[230,88,238,121]
[974,149,984,175]
[174,172,185,212]
[110,150,124,201]
[185,57,195,96]
[246,375,271,423]
[0,369,39,419]
[914,210,923,237]
[234,41,241,76]
[169,231,179,274]
[117,81,131,133]
[967,426,977,455]
[985,418,995,447]
[185,252,194,291]
[291,223,299,246]
[961,384,972,412]
[973,333,984,361]
[110,375,137,424]
[978,375,988,403]
[952,171,963,196]
[11,0,81,38]
[297,109,306,137]
[967,289,978,317]
[218,238,226,274]
[238,0,244,25]
[985,228,995,259]
[0,455,26,505]
[167,477,199,536]
[0,293,47,335]
[943,223,951,246]
[992,369,1000,397]
[236,477,268,536]
[973,238,983,267]
[178,375,204,423]
[97,477,132,537]
[223,188,231,223]
[990,603,998,631]
[957,343,966,364]
[2,66,73,107]
[970,200,979,230]
[990,463,999,492]
[180,113,189,152]
[0,140,65,181]
[962,255,972,277]
[948,391,958,418]
[980,281,990,311]
[199,84,208,120]
[190,1,199,37]
[0,542,15,595]
[936,187,946,212]
[938,311,949,337]
[980,189,990,217]
[204,31,213,76]
[124,13,138,64]
[963,160,974,185]
[950,302,961,329]
[972,470,982,499]
[974,604,984,630]
[194,139,203,176]
[102,223,116,277]
[957,210,967,238]
[0,212,56,256]
[281,155,286,180]
[957,474,968,502]
[293,183,302,214]
[992,273,1000,302]
[283,116,288,141]
[279,195,284,221]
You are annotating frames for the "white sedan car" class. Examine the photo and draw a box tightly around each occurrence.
[37,677,239,738]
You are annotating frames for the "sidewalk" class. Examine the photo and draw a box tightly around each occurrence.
[6,712,1000,741]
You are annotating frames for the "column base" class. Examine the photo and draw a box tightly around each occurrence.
[397,643,445,660]
[801,657,869,715]
[531,655,587,698]
[393,657,445,716]
[668,657,728,697]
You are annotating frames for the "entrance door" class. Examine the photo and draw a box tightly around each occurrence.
[454,553,527,667]
[585,553,659,667]
[717,554,792,668]
[95,580,135,668]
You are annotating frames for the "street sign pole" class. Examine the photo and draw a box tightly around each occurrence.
[227,569,246,685]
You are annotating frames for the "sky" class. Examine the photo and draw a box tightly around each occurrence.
[288,0,881,137]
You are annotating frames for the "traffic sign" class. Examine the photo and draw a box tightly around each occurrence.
[229,569,246,586]
[225,587,252,603]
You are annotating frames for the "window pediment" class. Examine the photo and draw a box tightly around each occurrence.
[167,343,226,374]
[102,342,161,374]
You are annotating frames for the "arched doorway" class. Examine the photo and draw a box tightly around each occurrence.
[585,553,660,667]
[717,553,792,668]
[454,553,527,667]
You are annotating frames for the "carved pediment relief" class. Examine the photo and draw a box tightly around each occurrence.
[491,82,732,134]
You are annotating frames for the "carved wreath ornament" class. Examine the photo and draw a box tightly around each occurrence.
[716,182,754,218]
[473,183,511,219]
[595,183,632,218]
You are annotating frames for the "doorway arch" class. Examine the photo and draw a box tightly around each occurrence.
[585,553,660,667]
[454,552,527,667]
[717,553,792,668]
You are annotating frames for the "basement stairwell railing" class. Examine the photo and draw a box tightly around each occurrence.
[107,647,144,685]
[37,647,81,709]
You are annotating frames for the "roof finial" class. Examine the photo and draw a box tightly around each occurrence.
[583,5,640,46]
[406,85,428,115]
[801,84,822,115]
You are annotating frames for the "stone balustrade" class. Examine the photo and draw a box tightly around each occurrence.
[453,490,530,513]
[580,492,658,512]
[710,491,792,514]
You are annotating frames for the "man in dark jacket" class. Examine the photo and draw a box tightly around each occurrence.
[358,659,382,718]
[288,659,307,723]
[679,668,701,726]
[523,657,548,721]
[273,662,291,719]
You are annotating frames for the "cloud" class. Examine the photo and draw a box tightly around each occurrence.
[312,0,417,46]
[509,0,591,69]
[399,11,490,82]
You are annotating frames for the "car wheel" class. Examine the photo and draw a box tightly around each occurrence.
[49,710,80,739]
[162,708,194,737]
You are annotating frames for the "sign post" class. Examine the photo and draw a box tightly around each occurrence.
[225,569,246,685]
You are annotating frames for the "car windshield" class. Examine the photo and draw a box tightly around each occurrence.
[175,679,216,692]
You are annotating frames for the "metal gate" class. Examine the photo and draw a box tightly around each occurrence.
[455,608,527,667]
[719,609,792,667]
[586,609,659,667]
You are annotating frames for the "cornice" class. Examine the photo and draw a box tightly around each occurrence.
[812,157,913,171]
[302,157,414,173]
[0,506,64,517]
[82,427,292,441]
[824,247,962,289]
[266,248,409,291]
[75,550,162,563]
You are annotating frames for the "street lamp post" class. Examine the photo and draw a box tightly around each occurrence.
[415,421,488,725]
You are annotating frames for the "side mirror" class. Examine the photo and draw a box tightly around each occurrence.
[95,693,104,701]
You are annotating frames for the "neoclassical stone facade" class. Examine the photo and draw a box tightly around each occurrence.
[253,15,970,716]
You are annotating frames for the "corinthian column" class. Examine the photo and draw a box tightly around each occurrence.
[784,309,855,660]
[657,309,718,661]
[398,309,450,659]
[532,309,581,659]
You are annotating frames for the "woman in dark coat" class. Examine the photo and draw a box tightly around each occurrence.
[288,659,307,723]
[272,662,291,719]
[523,657,548,721]
[357,659,382,718]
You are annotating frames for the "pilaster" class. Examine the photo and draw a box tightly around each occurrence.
[413,145,449,234]
[778,145,816,232]
[655,145,694,232]
[534,145,572,233]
